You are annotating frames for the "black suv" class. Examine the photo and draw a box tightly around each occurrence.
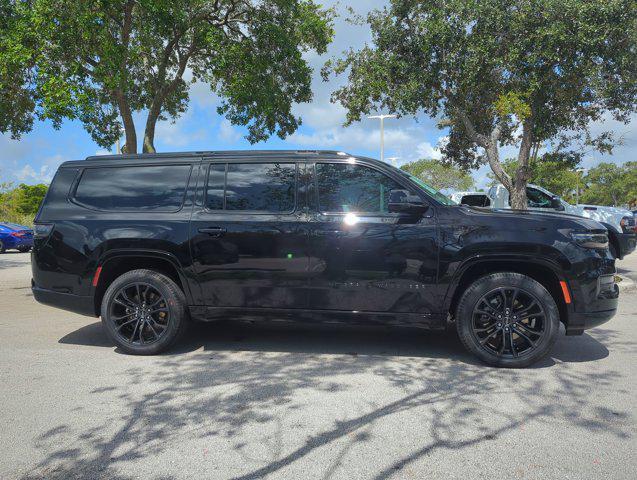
[32,151,619,367]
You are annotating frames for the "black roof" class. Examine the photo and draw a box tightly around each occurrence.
[60,150,359,168]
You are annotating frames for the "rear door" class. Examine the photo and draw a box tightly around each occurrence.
[190,158,310,309]
[306,160,439,317]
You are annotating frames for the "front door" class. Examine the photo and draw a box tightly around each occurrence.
[306,160,439,317]
[190,159,309,309]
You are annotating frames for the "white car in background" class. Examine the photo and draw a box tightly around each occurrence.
[450,184,636,259]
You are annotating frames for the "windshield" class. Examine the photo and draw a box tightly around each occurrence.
[402,172,457,205]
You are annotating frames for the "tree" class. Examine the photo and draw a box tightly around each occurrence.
[487,153,581,203]
[325,0,637,209]
[401,159,474,192]
[580,162,637,207]
[0,1,334,153]
[0,182,48,225]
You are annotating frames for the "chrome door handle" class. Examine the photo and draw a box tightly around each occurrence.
[198,227,227,237]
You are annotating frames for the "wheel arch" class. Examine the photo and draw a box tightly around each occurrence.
[92,250,193,315]
[446,256,569,326]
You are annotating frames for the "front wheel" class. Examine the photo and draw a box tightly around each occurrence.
[18,246,31,252]
[101,269,188,355]
[456,272,560,368]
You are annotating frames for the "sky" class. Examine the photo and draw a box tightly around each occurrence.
[0,0,635,190]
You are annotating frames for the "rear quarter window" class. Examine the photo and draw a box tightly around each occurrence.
[73,164,192,212]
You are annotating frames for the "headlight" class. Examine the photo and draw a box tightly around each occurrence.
[571,232,608,249]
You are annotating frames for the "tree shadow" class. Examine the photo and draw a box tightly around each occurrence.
[39,320,625,480]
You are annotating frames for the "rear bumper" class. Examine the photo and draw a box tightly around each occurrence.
[616,232,636,259]
[32,283,96,317]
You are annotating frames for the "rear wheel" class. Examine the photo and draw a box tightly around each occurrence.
[456,272,560,368]
[0,240,5,253]
[18,246,31,252]
[101,269,188,355]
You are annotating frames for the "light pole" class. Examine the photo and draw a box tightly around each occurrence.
[368,114,396,163]
[575,168,586,205]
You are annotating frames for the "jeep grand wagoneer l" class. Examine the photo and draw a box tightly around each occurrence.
[31,151,619,367]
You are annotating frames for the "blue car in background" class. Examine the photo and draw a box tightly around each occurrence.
[0,223,34,253]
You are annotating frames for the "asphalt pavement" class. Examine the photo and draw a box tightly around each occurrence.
[1,251,636,479]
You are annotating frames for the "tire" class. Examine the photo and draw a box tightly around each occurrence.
[18,246,31,253]
[609,242,618,260]
[0,240,5,253]
[455,272,560,368]
[101,269,188,355]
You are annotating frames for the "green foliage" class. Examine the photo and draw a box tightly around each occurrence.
[0,1,334,152]
[581,162,637,207]
[1,182,48,225]
[401,159,475,192]
[326,0,637,209]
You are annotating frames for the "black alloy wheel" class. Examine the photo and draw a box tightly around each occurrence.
[471,287,546,359]
[101,269,188,355]
[108,282,170,346]
[456,272,559,368]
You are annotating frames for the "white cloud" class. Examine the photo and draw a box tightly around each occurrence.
[218,120,241,143]
[94,148,112,156]
[14,163,56,184]
[155,110,209,147]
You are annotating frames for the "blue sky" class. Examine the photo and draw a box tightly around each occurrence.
[1,0,635,189]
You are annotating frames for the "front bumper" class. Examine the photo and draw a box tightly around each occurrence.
[616,232,636,259]
[565,277,619,335]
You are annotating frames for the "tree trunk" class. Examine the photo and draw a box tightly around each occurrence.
[142,103,161,153]
[509,121,534,210]
[115,90,137,154]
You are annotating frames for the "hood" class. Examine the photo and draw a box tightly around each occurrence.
[464,205,605,231]
[572,205,632,227]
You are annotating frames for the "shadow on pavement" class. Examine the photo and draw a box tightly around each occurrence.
[41,319,621,480]
[59,319,609,367]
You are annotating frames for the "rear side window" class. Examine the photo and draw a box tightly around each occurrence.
[316,163,405,214]
[74,165,191,211]
[205,162,296,213]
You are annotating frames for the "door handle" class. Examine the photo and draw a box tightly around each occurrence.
[198,227,227,237]
[315,230,344,236]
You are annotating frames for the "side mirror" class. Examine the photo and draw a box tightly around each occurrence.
[388,189,430,215]
[551,196,565,211]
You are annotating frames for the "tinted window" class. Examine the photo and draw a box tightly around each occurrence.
[224,163,296,212]
[526,188,553,208]
[206,163,226,210]
[74,165,191,211]
[316,163,405,213]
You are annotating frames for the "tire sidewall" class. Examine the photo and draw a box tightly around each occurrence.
[456,272,560,368]
[101,270,185,355]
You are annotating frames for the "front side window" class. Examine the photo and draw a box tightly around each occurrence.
[205,162,296,212]
[74,164,191,211]
[526,187,553,208]
[316,163,406,214]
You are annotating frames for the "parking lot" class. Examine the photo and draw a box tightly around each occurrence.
[1,252,636,479]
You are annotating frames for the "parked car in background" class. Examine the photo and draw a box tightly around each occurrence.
[31,150,619,368]
[0,223,34,253]
[485,184,636,259]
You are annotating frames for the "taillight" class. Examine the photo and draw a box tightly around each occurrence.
[33,223,54,239]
